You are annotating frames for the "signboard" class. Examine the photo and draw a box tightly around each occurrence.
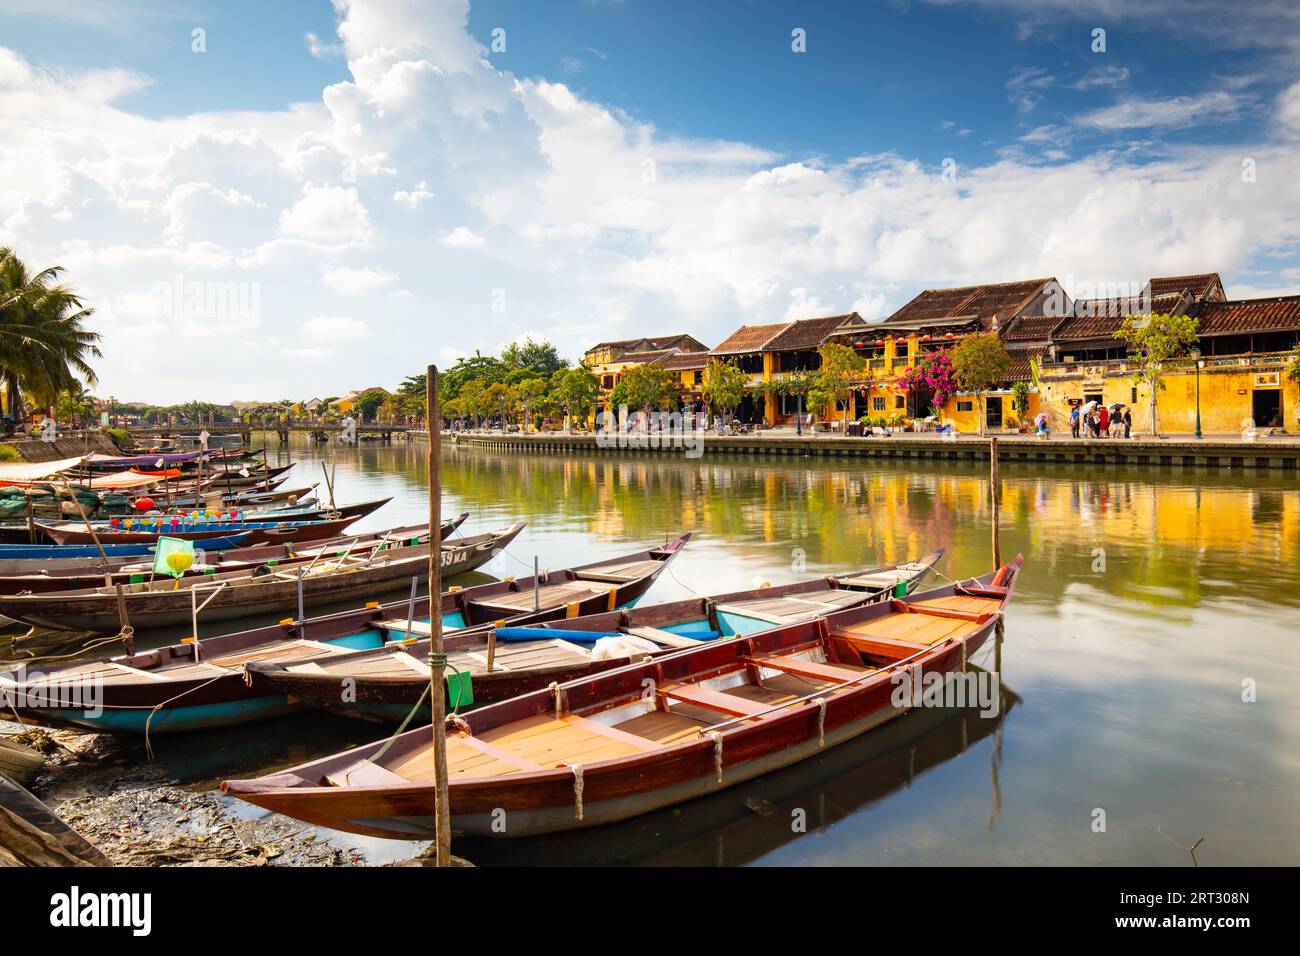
[1067,398,1083,407]
[1253,372,1280,388]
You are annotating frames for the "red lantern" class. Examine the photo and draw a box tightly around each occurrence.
[854,341,865,348]
[921,334,931,342]
[133,497,155,512]
[874,339,885,346]
[945,332,954,339]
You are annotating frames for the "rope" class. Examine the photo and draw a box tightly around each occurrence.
[814,696,827,747]
[665,561,697,596]
[706,731,724,783]
[366,682,432,765]
[143,671,231,762]
[10,630,129,666]
[566,763,584,820]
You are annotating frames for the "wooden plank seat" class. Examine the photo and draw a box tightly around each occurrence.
[657,681,770,717]
[626,625,705,649]
[572,559,663,584]
[326,759,409,788]
[469,582,608,613]
[743,655,863,684]
[376,619,432,637]
[890,600,992,623]
[205,639,345,668]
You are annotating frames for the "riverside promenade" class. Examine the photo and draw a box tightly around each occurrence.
[423,429,1300,471]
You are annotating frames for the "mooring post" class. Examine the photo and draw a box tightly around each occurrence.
[990,436,1002,568]
[425,364,452,866]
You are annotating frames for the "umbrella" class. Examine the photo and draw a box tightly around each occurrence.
[1035,412,1049,425]
[1081,400,1098,412]
[1108,402,1125,411]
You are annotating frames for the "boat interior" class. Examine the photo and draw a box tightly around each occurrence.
[315,576,1012,788]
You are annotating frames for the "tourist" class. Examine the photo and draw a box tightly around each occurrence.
[1070,406,1080,439]
[1123,408,1132,438]
[1098,405,1109,439]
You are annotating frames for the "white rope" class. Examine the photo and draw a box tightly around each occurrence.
[706,731,724,783]
[814,696,827,747]
[566,763,584,820]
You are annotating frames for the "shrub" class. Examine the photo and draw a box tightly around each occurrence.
[0,444,23,462]
[105,427,132,451]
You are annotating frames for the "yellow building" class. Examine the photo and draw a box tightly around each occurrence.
[582,335,710,417]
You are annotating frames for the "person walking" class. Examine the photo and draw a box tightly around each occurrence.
[1098,405,1109,439]
[1123,408,1132,438]
[1070,406,1080,439]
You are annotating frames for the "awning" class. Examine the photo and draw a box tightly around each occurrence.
[0,455,89,485]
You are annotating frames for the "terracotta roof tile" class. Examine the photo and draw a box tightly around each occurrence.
[709,322,791,355]
[1003,314,1058,342]
[884,278,1054,330]
[659,351,710,371]
[1148,273,1222,300]
[763,314,857,351]
[1190,296,1300,336]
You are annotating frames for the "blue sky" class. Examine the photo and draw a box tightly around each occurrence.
[1,0,1298,401]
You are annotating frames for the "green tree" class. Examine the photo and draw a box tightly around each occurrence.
[951,332,1012,435]
[555,367,600,431]
[0,247,101,420]
[502,338,569,378]
[354,388,387,422]
[610,363,675,413]
[764,368,817,434]
[1010,381,1031,424]
[483,382,515,430]
[515,377,548,431]
[815,343,867,432]
[702,360,748,422]
[1116,312,1200,436]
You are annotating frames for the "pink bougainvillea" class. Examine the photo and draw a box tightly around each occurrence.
[895,351,956,409]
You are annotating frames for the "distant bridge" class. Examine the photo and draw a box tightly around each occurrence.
[126,423,414,444]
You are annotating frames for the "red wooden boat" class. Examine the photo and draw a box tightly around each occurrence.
[223,555,1023,838]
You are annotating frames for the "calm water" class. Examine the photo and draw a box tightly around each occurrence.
[133,436,1300,865]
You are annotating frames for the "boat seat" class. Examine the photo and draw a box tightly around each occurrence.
[572,559,663,583]
[657,682,769,718]
[626,626,704,649]
[743,655,862,684]
[325,759,410,788]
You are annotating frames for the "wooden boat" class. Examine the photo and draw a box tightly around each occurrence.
[223,556,1022,839]
[0,534,255,571]
[0,529,690,735]
[245,551,943,722]
[0,520,524,633]
[0,520,468,595]
[36,513,360,546]
[0,773,110,866]
[0,514,467,575]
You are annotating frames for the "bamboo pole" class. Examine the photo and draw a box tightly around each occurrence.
[989,436,1002,568]
[425,364,452,866]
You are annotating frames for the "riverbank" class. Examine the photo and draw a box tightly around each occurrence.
[424,429,1300,471]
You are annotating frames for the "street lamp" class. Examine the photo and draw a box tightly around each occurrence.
[1190,345,1203,439]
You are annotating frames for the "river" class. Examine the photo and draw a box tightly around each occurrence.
[98,435,1300,865]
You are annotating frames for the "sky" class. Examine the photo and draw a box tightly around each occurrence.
[2,0,1300,404]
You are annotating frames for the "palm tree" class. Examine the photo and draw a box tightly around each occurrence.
[0,247,101,422]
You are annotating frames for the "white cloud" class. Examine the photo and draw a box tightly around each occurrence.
[440,226,485,248]
[301,315,368,342]
[1078,91,1247,130]
[323,265,398,294]
[2,1,1300,405]
[278,186,374,246]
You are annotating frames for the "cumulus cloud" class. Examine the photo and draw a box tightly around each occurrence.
[1,0,1299,404]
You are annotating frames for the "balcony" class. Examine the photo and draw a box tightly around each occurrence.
[1040,350,1295,377]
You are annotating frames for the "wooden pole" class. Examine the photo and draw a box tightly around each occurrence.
[989,436,1002,568]
[425,364,452,866]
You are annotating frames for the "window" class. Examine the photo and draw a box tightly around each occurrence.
[895,394,906,409]
[872,397,887,411]
[693,371,703,385]
[1131,387,1137,404]
[957,400,973,412]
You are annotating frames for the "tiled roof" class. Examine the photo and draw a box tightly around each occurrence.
[659,351,710,371]
[1191,296,1300,337]
[1148,273,1222,300]
[763,314,858,351]
[1006,346,1046,382]
[613,349,677,365]
[884,278,1054,330]
[709,322,791,355]
[1003,314,1058,342]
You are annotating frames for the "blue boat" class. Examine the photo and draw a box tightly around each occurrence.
[0,533,253,565]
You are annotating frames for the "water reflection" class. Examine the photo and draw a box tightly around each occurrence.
[161,437,1300,864]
